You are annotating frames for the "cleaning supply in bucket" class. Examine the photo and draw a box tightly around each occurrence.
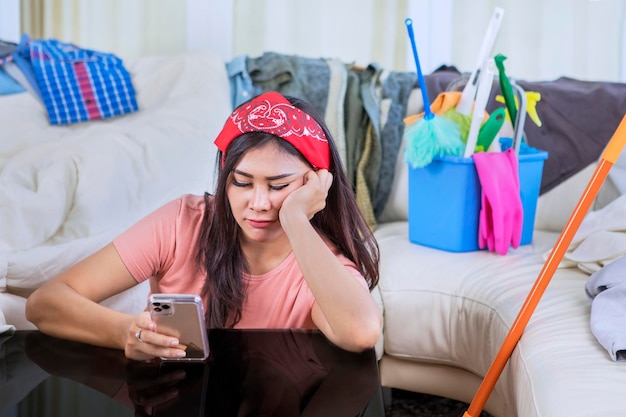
[403,18,463,169]
[495,54,518,128]
[449,7,504,140]
[463,59,496,158]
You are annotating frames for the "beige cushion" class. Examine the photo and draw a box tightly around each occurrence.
[534,163,598,232]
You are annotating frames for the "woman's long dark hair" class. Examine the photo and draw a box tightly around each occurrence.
[196,95,380,328]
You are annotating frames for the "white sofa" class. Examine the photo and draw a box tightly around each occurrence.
[2,50,626,417]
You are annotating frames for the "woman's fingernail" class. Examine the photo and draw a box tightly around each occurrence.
[170,339,179,347]
[175,350,186,357]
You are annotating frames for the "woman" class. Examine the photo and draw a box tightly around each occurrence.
[26,92,382,361]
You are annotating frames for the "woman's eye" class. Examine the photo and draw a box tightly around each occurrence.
[232,180,287,191]
[232,180,250,188]
[269,184,289,191]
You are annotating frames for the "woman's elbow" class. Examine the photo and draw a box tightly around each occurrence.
[344,317,382,352]
[25,285,58,328]
[25,288,44,326]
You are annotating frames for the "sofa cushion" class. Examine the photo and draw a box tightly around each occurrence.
[377,87,422,224]
[377,134,409,224]
[374,222,626,417]
[0,293,35,331]
[534,162,598,232]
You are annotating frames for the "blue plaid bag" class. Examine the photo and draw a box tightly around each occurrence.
[19,35,138,125]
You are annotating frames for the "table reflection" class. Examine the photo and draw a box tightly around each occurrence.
[0,329,382,417]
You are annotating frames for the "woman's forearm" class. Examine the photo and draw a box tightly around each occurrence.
[26,243,143,350]
[26,281,133,350]
[281,212,382,350]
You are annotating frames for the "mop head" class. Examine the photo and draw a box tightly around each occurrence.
[404,115,464,168]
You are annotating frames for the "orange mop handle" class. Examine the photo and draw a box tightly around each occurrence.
[463,113,626,417]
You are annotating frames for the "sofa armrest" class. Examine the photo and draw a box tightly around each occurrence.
[372,285,384,361]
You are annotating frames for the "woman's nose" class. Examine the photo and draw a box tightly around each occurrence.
[250,187,271,211]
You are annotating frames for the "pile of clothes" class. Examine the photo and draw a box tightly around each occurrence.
[0,35,137,125]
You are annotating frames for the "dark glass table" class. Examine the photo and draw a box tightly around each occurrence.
[0,329,384,417]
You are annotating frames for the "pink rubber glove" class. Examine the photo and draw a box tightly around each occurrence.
[478,189,494,251]
[473,149,524,255]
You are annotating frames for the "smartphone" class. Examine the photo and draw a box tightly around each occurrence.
[148,294,209,361]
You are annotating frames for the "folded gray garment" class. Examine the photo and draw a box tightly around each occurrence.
[585,255,626,361]
[0,39,17,58]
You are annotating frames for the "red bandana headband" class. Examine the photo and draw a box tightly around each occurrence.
[214,91,330,169]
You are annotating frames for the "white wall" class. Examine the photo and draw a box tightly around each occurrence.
[405,0,453,74]
[186,0,233,63]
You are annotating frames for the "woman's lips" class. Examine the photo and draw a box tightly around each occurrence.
[247,219,274,228]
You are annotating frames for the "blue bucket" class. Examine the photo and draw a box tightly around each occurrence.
[408,149,548,252]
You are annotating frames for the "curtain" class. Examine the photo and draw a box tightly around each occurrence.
[18,0,626,82]
[232,0,410,71]
[20,0,187,60]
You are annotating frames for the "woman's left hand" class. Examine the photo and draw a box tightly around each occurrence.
[280,169,333,223]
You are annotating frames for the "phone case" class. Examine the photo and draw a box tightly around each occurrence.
[148,294,210,361]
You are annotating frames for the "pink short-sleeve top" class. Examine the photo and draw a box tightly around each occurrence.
[113,194,367,328]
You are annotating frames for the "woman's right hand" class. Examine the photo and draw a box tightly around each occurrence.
[279,169,333,225]
[125,312,187,361]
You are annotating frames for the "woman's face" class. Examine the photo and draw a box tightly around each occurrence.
[227,142,310,244]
